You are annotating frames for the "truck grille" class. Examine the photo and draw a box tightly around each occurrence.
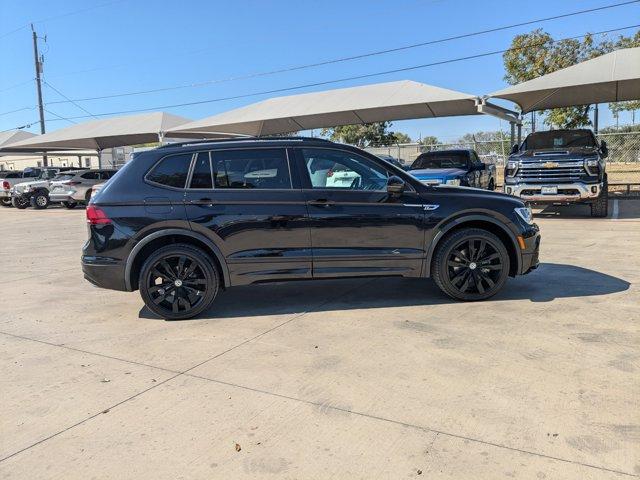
[515,159,585,183]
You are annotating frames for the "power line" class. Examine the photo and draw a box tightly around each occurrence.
[42,0,640,105]
[44,108,77,124]
[43,81,97,119]
[0,0,127,39]
[33,24,640,122]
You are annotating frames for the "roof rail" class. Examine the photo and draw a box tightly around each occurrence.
[158,136,332,149]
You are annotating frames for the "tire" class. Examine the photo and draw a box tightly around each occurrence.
[488,178,495,191]
[11,195,29,209]
[139,244,219,320]
[431,228,510,301]
[590,180,608,218]
[62,201,77,209]
[30,192,50,209]
[84,189,92,205]
[1,198,11,207]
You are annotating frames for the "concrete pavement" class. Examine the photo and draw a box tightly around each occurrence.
[0,201,638,479]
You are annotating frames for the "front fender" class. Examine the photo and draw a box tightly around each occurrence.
[423,212,521,277]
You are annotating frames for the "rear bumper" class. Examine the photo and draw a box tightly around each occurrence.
[81,255,128,291]
[504,182,602,203]
[0,191,10,199]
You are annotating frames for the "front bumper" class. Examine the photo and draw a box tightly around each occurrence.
[519,228,540,275]
[504,182,601,202]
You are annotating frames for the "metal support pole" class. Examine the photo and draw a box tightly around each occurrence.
[31,24,47,167]
[594,104,599,134]
[517,123,522,144]
[97,149,102,169]
[510,122,515,147]
[158,131,165,146]
[531,111,536,133]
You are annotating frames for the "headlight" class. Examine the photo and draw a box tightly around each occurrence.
[514,206,534,225]
[506,160,519,177]
[445,179,460,186]
[584,157,599,176]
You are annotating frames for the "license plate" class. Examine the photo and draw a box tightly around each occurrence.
[541,186,558,195]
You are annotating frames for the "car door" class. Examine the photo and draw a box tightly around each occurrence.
[184,148,311,286]
[295,147,428,279]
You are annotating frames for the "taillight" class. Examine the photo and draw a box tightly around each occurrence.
[2,181,9,190]
[326,169,334,178]
[86,205,111,225]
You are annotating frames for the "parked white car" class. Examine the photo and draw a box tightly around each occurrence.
[49,169,117,209]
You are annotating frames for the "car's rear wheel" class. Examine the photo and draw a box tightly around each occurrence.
[62,201,77,209]
[11,195,29,209]
[139,244,219,320]
[30,192,49,209]
[432,228,510,301]
[1,198,11,207]
[590,179,608,218]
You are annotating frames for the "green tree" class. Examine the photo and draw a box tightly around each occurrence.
[503,28,640,128]
[418,135,441,149]
[321,122,399,147]
[392,131,412,144]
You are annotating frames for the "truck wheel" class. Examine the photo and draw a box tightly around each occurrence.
[62,201,77,209]
[432,228,510,301]
[11,196,29,209]
[139,244,219,320]
[488,179,495,191]
[1,198,11,207]
[30,192,50,209]
[84,189,92,205]
[590,191,608,218]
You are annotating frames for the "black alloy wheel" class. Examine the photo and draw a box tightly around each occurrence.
[139,244,219,320]
[432,228,510,301]
[11,195,29,209]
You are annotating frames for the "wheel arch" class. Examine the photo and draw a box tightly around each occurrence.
[424,215,520,277]
[125,229,229,291]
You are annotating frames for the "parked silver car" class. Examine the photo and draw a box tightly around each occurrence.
[48,169,117,209]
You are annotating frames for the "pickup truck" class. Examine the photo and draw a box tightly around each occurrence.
[503,129,608,217]
[1,170,26,206]
[408,149,496,190]
[9,167,79,209]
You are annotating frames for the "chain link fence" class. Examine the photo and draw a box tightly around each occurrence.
[364,131,640,196]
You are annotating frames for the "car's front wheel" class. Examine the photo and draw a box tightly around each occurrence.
[62,201,77,209]
[139,244,219,320]
[432,228,510,301]
[1,198,11,207]
[11,195,29,209]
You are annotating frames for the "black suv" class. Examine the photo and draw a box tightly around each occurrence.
[83,137,540,320]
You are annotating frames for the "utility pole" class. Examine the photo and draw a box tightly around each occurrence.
[31,24,47,166]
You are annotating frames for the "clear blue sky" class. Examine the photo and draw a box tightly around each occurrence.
[1,0,638,140]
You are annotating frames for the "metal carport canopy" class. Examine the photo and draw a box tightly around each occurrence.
[489,47,640,113]
[168,80,506,137]
[0,112,193,152]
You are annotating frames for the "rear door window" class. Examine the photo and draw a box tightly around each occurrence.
[211,149,291,189]
[81,171,100,180]
[146,153,192,188]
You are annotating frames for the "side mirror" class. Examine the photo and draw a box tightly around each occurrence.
[387,175,405,195]
[510,144,519,154]
[600,140,608,158]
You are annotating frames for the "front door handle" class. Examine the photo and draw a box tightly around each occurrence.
[309,199,335,207]
[189,197,214,207]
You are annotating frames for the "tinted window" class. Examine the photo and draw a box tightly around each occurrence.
[147,153,192,188]
[411,151,469,170]
[523,130,596,150]
[302,148,389,190]
[212,149,291,189]
[1,171,22,178]
[190,152,213,189]
[81,171,100,180]
[23,168,41,178]
[53,173,75,181]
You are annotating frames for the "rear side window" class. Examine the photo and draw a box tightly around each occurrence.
[147,153,192,188]
[81,171,100,180]
[2,172,22,178]
[190,152,213,189]
[211,149,291,189]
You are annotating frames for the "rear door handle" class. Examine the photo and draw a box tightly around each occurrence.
[308,199,335,207]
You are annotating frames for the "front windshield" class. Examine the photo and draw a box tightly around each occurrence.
[523,130,596,150]
[411,152,468,170]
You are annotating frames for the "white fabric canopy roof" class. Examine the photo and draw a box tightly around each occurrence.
[490,47,640,113]
[1,112,192,152]
[0,130,36,148]
[169,80,484,137]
